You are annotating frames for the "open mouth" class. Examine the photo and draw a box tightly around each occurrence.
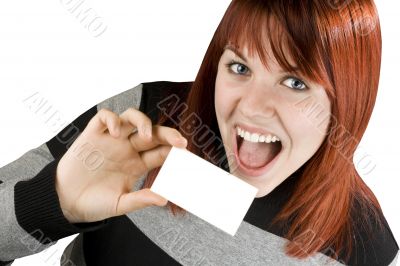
[232,126,283,177]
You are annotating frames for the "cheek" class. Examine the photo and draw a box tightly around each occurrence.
[286,96,331,157]
[292,116,328,149]
[215,73,240,119]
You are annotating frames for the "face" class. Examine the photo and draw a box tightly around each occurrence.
[215,42,331,197]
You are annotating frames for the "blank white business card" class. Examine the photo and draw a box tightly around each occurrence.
[150,146,258,236]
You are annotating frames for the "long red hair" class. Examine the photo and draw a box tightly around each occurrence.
[143,0,384,263]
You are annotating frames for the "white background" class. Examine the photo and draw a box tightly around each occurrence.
[0,1,398,265]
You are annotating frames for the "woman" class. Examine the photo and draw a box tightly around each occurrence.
[0,0,398,265]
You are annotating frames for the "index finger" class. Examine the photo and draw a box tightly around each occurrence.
[119,107,153,139]
[85,108,121,136]
[129,125,187,152]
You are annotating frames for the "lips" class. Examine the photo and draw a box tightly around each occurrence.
[231,125,283,177]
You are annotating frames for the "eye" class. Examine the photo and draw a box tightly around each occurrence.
[282,77,308,91]
[225,60,250,76]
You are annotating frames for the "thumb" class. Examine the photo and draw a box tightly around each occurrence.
[115,188,168,216]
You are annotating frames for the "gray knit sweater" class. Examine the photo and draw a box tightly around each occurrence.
[0,81,398,266]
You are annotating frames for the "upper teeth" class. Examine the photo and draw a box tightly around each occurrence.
[236,126,281,143]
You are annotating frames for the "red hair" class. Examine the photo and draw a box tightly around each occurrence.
[143,0,384,263]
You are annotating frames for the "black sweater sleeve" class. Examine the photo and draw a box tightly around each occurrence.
[14,157,109,244]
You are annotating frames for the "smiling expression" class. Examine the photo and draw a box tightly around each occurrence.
[214,42,332,197]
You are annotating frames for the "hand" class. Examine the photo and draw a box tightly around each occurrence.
[55,107,187,223]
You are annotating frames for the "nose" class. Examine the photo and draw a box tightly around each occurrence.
[237,81,278,121]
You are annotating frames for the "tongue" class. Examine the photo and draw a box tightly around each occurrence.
[238,140,277,168]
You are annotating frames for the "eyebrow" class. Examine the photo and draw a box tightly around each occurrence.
[224,44,248,63]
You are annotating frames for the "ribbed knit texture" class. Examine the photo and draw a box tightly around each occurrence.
[14,157,109,244]
[0,260,13,266]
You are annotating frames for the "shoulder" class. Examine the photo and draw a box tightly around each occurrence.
[345,200,399,266]
[96,83,144,115]
[139,80,193,111]
[141,80,193,92]
[96,81,193,121]
[139,81,193,123]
